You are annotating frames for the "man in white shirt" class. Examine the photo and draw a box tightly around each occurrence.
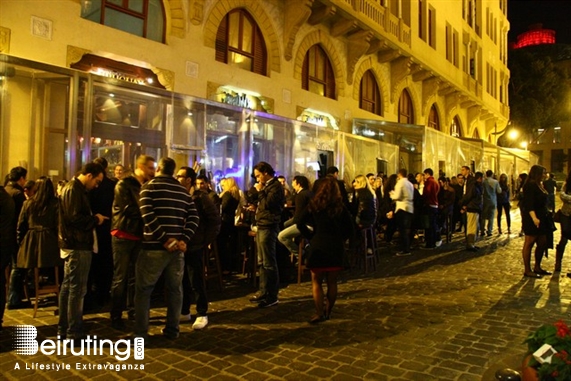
[390,169,414,256]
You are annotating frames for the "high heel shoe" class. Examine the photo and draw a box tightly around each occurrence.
[534,268,552,275]
[308,314,326,324]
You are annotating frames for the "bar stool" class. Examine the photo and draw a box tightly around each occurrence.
[24,267,60,318]
[242,230,258,286]
[296,238,308,284]
[203,242,223,290]
[354,226,377,274]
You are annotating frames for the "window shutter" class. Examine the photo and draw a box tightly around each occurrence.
[302,54,309,90]
[215,15,228,63]
[253,29,267,75]
[325,60,336,99]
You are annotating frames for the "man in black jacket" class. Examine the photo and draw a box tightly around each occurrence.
[177,166,221,330]
[278,175,312,260]
[5,166,29,309]
[249,162,285,308]
[109,155,155,330]
[58,162,108,340]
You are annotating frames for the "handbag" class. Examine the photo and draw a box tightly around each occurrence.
[554,209,562,223]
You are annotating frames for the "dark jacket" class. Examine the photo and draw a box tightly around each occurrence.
[220,192,240,225]
[0,186,15,267]
[253,177,285,228]
[5,182,26,253]
[284,188,312,228]
[111,175,143,237]
[188,189,221,250]
[58,177,99,250]
[356,188,376,228]
[460,180,483,213]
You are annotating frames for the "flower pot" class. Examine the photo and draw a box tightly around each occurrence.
[521,354,539,381]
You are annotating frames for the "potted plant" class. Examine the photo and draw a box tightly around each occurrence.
[523,320,571,380]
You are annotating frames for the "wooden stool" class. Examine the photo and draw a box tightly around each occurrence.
[242,230,258,286]
[355,226,377,274]
[203,242,223,291]
[25,267,60,318]
[297,238,308,284]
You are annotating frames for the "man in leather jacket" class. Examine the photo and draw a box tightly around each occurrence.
[460,171,484,252]
[248,162,285,308]
[58,162,107,340]
[109,155,155,330]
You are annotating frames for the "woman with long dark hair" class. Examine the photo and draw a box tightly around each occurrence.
[497,173,511,235]
[521,165,554,278]
[555,170,571,274]
[16,177,61,269]
[297,176,354,324]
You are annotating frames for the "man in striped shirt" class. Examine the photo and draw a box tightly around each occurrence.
[134,157,199,340]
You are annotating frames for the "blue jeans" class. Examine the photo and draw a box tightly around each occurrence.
[480,204,496,235]
[257,226,279,300]
[58,250,92,338]
[110,236,141,321]
[135,249,184,338]
[277,224,301,255]
[181,247,208,316]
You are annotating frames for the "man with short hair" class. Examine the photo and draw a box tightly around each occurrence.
[278,175,312,259]
[176,166,220,330]
[314,166,349,209]
[58,162,108,340]
[5,166,30,309]
[135,158,199,339]
[390,169,414,256]
[196,174,220,208]
[480,170,502,237]
[114,164,126,181]
[249,162,285,308]
[422,168,441,249]
[109,155,155,330]
[460,171,484,252]
[366,173,376,188]
[544,173,557,211]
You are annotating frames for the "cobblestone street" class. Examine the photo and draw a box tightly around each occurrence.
[1,207,570,380]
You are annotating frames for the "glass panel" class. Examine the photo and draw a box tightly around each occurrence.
[127,0,144,13]
[309,80,324,96]
[172,100,205,148]
[107,0,123,6]
[104,8,144,36]
[147,0,164,42]
[229,52,252,71]
[241,16,253,53]
[251,116,292,180]
[228,12,240,48]
[308,48,316,77]
[315,49,325,80]
[82,0,102,21]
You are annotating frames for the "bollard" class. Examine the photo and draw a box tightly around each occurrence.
[495,368,521,381]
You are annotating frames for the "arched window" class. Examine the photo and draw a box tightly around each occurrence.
[451,115,463,137]
[359,70,382,116]
[81,0,165,43]
[215,9,267,76]
[398,89,414,124]
[428,104,440,130]
[302,45,336,99]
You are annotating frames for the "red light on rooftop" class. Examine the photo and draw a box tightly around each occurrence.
[513,24,556,49]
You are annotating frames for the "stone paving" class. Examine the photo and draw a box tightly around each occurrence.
[1,206,570,380]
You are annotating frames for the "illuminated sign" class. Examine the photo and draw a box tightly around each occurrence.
[92,68,147,85]
[222,92,255,109]
[297,109,339,130]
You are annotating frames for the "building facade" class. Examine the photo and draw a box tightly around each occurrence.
[0,0,512,184]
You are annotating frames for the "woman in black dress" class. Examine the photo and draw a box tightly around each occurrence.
[521,165,554,278]
[298,176,354,324]
[496,173,511,235]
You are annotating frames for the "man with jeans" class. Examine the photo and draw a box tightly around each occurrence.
[278,175,312,261]
[460,171,484,252]
[176,166,220,330]
[390,169,414,256]
[422,168,441,249]
[248,162,285,308]
[109,155,155,330]
[58,162,107,340]
[480,170,501,237]
[135,158,199,339]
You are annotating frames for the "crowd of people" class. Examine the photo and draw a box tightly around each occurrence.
[0,158,567,337]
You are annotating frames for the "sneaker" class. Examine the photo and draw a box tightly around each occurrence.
[180,313,191,322]
[192,316,209,330]
[396,251,411,256]
[249,294,267,303]
[258,299,279,308]
[435,240,442,248]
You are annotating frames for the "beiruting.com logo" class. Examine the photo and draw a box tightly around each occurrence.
[12,325,145,372]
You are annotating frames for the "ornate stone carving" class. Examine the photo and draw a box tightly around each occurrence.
[189,0,205,26]
[284,0,314,61]
[347,30,373,85]
[0,27,10,54]
[66,45,91,67]
[467,105,482,126]
[422,77,440,112]
[152,67,175,91]
[330,18,357,37]
[445,91,462,115]
[377,49,401,63]
[390,56,412,102]
[308,4,336,25]
[366,38,387,55]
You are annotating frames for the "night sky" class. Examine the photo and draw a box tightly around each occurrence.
[508,0,571,44]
